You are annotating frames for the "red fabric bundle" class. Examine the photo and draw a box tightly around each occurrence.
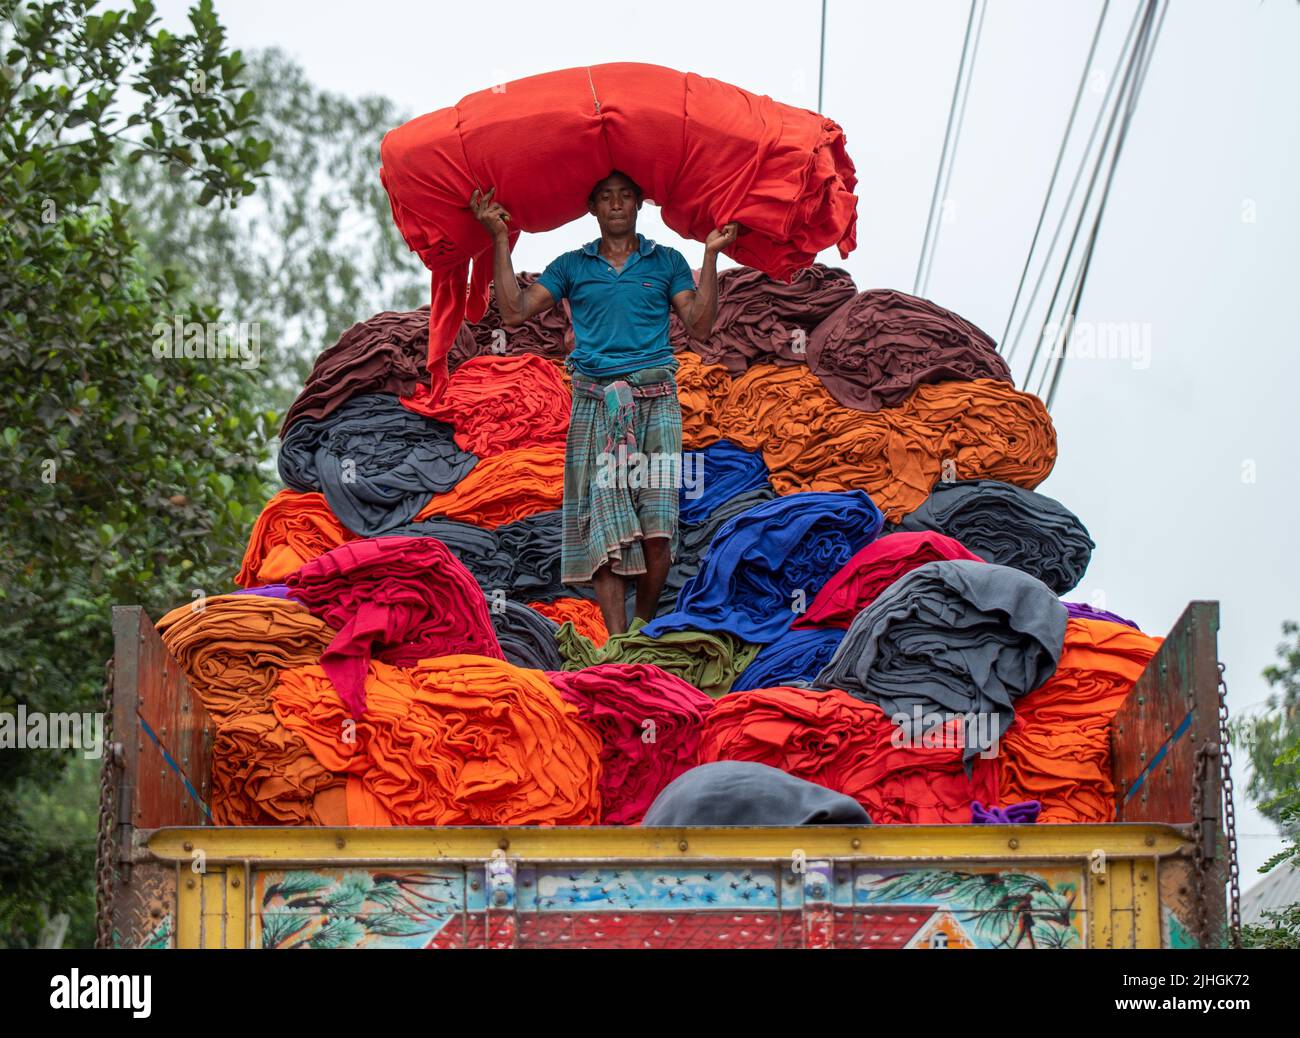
[544,663,715,824]
[696,686,998,824]
[528,598,609,647]
[400,353,571,457]
[380,62,858,396]
[792,531,986,630]
[284,536,504,717]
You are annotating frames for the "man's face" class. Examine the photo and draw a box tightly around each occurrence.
[589,176,640,235]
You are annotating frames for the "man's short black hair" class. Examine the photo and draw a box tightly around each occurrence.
[588,169,644,207]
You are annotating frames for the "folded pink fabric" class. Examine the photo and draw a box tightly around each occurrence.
[284,536,504,716]
[792,530,986,629]
[544,663,715,824]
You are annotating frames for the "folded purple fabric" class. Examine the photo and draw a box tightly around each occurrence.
[1062,601,1139,630]
[232,584,292,599]
[971,800,1042,824]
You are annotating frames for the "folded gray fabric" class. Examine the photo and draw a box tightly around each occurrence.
[642,761,872,826]
[495,511,568,603]
[813,559,1067,764]
[658,485,778,615]
[389,519,515,596]
[897,479,1094,594]
[277,393,478,536]
[490,599,564,671]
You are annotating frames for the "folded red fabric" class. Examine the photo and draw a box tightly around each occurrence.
[285,536,504,717]
[792,531,986,629]
[543,663,715,824]
[401,353,571,457]
[696,686,998,824]
[380,62,857,396]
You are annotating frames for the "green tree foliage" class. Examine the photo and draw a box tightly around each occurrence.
[1232,620,1300,947]
[0,0,274,946]
[111,46,425,413]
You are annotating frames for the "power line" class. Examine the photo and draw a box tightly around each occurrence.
[1020,0,1156,395]
[817,0,828,112]
[1010,0,1146,373]
[1041,0,1167,407]
[1001,0,1110,356]
[914,0,986,297]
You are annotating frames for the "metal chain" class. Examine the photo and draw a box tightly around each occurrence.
[94,657,117,950]
[1217,662,1242,947]
[1189,744,1211,946]
[1188,663,1243,949]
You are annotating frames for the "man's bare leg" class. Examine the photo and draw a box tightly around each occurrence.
[592,562,629,636]
[633,535,671,624]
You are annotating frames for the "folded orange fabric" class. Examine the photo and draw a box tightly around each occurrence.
[210,711,344,825]
[273,656,602,825]
[674,351,734,450]
[696,686,998,824]
[528,598,608,648]
[1000,618,1161,823]
[413,445,565,527]
[719,368,1056,521]
[400,353,571,457]
[156,594,336,725]
[236,489,356,587]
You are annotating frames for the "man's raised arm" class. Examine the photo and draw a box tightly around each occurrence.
[469,186,558,328]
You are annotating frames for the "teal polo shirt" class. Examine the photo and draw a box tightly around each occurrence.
[537,232,696,379]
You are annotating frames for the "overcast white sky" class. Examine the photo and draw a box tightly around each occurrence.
[154,0,1299,880]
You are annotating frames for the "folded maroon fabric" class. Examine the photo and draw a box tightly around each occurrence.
[792,530,986,629]
[284,536,504,716]
[448,272,573,371]
[544,663,715,824]
[671,263,859,373]
[807,289,1012,411]
[282,307,472,434]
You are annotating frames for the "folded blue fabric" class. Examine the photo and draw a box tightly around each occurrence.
[732,628,846,692]
[642,489,885,642]
[277,393,478,537]
[678,439,771,525]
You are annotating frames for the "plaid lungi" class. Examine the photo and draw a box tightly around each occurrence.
[562,363,682,584]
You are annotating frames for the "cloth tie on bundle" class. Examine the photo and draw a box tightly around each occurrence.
[971,800,1042,824]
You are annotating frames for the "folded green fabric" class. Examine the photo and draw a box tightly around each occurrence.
[555,618,759,699]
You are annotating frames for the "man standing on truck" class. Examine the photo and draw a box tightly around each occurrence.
[470,171,738,635]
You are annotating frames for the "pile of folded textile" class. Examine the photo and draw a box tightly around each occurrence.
[161,259,1155,829]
